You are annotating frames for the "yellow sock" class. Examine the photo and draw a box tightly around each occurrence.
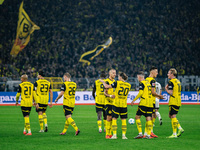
[136,119,142,134]
[67,117,78,131]
[147,120,152,136]
[43,113,47,127]
[177,120,182,129]
[109,121,112,135]
[153,118,156,124]
[38,115,43,130]
[144,122,148,135]
[152,118,156,132]
[24,117,27,131]
[63,120,69,133]
[121,119,127,136]
[103,120,106,130]
[171,118,178,135]
[106,120,111,136]
[25,117,31,133]
[112,119,117,135]
[97,120,102,130]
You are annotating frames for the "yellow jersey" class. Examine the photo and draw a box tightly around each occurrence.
[34,79,51,105]
[168,78,181,106]
[93,79,105,105]
[145,77,156,104]
[17,82,34,107]
[111,81,131,108]
[104,78,115,105]
[138,80,153,108]
[61,81,77,108]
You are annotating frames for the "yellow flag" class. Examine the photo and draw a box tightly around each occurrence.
[10,2,40,56]
[0,0,5,5]
[79,37,112,65]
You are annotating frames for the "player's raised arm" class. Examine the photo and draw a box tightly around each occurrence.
[99,79,112,89]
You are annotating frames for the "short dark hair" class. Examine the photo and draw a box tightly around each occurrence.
[64,72,71,78]
[150,66,158,72]
[137,71,145,76]
[100,71,106,78]
[119,72,128,80]
[38,70,45,77]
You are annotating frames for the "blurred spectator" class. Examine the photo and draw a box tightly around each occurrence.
[0,0,199,80]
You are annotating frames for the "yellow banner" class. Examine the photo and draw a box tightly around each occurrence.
[0,0,5,5]
[10,2,40,56]
[79,37,112,65]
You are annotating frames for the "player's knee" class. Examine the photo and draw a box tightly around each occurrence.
[135,115,140,120]
[97,111,102,120]
[107,115,112,121]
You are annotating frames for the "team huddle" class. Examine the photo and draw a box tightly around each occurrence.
[15,67,184,139]
[92,67,184,139]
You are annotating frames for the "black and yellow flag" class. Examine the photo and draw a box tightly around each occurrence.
[79,37,112,65]
[10,2,40,56]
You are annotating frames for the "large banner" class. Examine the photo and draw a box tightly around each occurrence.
[0,91,199,105]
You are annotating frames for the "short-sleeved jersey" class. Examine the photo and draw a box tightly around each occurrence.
[138,80,153,108]
[145,77,156,104]
[168,78,181,106]
[104,78,115,105]
[17,82,34,107]
[34,79,51,105]
[111,81,131,108]
[155,82,162,95]
[93,79,105,105]
[61,81,77,108]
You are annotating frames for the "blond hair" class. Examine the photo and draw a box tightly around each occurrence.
[64,72,71,78]
[169,68,177,77]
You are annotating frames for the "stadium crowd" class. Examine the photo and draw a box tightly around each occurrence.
[0,0,200,79]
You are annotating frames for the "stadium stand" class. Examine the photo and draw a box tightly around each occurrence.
[0,0,200,89]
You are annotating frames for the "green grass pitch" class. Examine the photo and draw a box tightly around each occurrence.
[0,105,200,150]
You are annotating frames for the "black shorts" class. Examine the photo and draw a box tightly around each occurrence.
[112,106,127,119]
[63,105,74,116]
[21,107,32,117]
[95,103,105,113]
[169,105,180,115]
[136,106,153,117]
[105,104,113,116]
[36,103,48,112]
[152,103,155,114]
